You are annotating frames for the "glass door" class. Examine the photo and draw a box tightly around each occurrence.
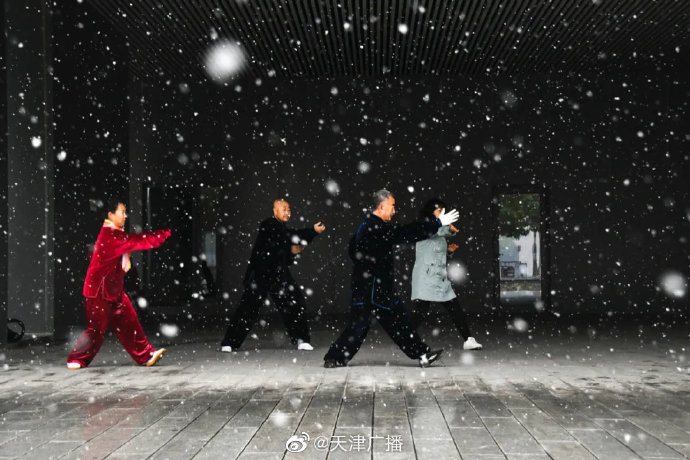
[496,192,543,308]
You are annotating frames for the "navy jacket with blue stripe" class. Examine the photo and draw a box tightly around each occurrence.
[348,214,439,308]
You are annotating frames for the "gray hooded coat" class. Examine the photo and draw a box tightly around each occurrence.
[411,225,456,302]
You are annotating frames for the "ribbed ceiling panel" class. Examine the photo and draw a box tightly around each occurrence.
[88,0,690,80]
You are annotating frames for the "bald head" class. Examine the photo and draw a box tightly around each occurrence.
[273,199,291,223]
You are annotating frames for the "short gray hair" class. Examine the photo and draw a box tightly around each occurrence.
[372,189,392,210]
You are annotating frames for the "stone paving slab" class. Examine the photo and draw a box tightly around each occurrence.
[450,426,504,457]
[0,324,688,459]
[540,440,597,460]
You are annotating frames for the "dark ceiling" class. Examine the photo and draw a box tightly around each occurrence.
[89,0,690,80]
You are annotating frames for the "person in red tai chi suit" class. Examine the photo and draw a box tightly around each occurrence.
[66,198,172,370]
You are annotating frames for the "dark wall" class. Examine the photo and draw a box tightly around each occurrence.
[52,3,129,337]
[0,1,683,338]
[133,72,689,320]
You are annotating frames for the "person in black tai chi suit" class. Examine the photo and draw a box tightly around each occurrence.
[323,189,459,368]
[221,199,325,352]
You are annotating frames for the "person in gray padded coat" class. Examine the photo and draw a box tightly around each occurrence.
[411,198,483,350]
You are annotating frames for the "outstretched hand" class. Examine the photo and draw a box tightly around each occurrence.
[447,243,459,253]
[314,222,326,234]
[449,224,459,233]
[291,245,305,255]
[438,208,459,226]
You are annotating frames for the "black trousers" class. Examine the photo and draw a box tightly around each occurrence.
[324,298,430,363]
[221,282,310,348]
[412,298,472,341]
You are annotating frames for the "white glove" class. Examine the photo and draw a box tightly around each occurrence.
[438,208,459,226]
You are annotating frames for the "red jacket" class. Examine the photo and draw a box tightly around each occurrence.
[83,222,171,301]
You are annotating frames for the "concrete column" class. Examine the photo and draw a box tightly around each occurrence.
[5,0,54,335]
[1,0,9,347]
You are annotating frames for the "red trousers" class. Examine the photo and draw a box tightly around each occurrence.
[67,293,155,367]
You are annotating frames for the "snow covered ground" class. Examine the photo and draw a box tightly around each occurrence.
[0,318,688,459]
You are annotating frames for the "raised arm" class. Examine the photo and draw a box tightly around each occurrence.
[391,220,440,244]
[392,208,459,244]
[110,228,171,257]
[289,221,325,246]
[289,227,318,245]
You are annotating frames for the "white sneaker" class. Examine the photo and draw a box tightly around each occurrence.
[66,362,82,370]
[146,348,166,367]
[220,346,233,353]
[297,339,314,351]
[463,337,483,350]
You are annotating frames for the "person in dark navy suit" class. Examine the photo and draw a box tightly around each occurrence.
[221,199,325,352]
[323,189,458,368]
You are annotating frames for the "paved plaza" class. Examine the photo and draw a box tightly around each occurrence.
[0,315,689,459]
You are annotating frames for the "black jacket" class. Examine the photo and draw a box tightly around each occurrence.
[348,214,439,307]
[244,217,318,289]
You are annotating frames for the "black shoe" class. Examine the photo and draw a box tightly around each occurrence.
[419,349,443,368]
[324,359,346,368]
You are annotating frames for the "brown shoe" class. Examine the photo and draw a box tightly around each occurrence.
[146,348,166,367]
